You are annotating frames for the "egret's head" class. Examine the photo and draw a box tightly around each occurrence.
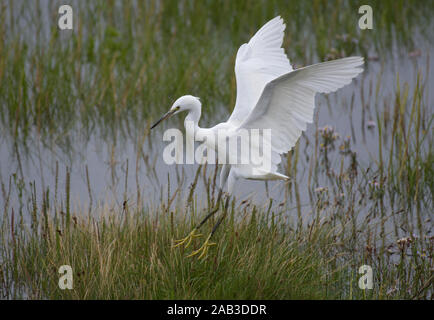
[151,95,201,129]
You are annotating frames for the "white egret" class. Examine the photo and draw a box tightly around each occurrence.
[151,16,364,258]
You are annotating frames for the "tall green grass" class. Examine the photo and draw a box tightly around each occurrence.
[0,199,343,299]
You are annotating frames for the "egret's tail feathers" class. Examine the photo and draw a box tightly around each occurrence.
[249,169,289,181]
[268,171,290,181]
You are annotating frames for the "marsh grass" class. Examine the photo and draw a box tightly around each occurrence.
[0,200,342,299]
[0,151,432,299]
[0,0,433,300]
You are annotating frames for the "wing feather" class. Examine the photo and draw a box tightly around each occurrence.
[238,56,364,172]
[227,16,292,127]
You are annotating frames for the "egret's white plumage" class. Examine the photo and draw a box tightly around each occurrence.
[151,16,364,195]
[228,16,293,127]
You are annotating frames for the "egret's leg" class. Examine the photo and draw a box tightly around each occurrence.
[172,228,202,249]
[172,189,224,249]
[186,233,216,259]
[196,188,224,227]
[210,195,230,236]
[187,196,230,259]
[173,166,233,254]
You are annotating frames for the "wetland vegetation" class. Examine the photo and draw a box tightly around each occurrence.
[0,0,433,299]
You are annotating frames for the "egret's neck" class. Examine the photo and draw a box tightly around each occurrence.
[184,104,202,130]
[184,103,201,163]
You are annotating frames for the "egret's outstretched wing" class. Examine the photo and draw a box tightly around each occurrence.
[238,56,364,172]
[227,16,292,127]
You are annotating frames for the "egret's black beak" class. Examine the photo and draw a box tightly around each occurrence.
[151,109,176,129]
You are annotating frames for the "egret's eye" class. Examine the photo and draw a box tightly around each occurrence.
[175,106,180,110]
